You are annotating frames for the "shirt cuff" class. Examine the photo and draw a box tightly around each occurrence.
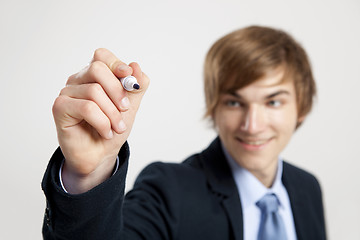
[59,157,120,193]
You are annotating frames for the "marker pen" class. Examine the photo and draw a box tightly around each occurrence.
[119,76,140,91]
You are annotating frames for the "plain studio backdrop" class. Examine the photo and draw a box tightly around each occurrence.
[0,0,359,239]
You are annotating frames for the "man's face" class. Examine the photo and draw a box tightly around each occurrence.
[213,70,301,183]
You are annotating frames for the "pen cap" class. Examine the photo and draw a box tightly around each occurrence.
[120,76,138,91]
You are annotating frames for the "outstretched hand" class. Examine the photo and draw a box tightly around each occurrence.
[52,48,150,193]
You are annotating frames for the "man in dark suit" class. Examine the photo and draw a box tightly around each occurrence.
[42,26,326,239]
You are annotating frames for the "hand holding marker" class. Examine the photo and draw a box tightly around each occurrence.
[120,76,140,91]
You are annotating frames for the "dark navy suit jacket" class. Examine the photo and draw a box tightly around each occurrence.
[42,138,326,239]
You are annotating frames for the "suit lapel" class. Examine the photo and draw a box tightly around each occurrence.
[222,195,244,240]
[282,162,308,240]
[199,139,319,240]
[199,138,244,240]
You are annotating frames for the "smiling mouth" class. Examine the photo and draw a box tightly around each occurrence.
[236,137,273,147]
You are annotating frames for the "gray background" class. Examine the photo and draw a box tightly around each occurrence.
[0,0,359,239]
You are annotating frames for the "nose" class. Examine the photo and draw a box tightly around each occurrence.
[240,105,266,134]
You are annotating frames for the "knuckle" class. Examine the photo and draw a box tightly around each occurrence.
[81,101,96,115]
[66,72,79,86]
[88,61,105,79]
[65,76,72,86]
[93,48,108,60]
[89,83,103,96]
[59,86,68,96]
[89,61,102,72]
[52,95,67,115]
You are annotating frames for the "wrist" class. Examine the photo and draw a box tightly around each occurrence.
[61,157,117,194]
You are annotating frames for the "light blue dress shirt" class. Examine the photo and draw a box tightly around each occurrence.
[222,145,297,240]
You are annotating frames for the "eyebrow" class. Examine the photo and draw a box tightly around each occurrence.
[265,90,290,99]
[228,90,291,100]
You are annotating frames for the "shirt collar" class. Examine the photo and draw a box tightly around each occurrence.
[221,143,286,210]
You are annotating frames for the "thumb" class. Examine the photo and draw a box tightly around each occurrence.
[117,62,149,136]
[127,62,150,107]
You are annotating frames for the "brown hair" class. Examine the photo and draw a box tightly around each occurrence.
[204,26,316,128]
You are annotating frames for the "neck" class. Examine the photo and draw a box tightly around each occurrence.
[250,163,279,188]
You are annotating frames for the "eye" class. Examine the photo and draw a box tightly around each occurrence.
[267,100,282,108]
[225,100,243,107]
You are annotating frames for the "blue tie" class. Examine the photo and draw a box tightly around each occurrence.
[256,193,287,240]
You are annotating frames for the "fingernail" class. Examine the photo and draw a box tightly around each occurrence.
[120,97,130,109]
[118,120,127,132]
[118,65,130,72]
[107,130,113,139]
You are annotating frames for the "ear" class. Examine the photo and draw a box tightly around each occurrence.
[296,114,307,129]
[211,113,218,131]
[298,114,307,123]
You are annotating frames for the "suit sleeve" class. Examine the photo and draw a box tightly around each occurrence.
[41,143,130,240]
[121,162,181,239]
[42,143,180,240]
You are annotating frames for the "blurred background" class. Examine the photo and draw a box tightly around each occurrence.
[0,0,359,239]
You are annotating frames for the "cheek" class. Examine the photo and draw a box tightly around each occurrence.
[214,110,241,133]
[268,107,298,133]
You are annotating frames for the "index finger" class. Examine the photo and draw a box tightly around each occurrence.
[91,48,133,78]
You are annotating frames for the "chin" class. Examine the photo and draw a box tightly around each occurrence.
[233,153,275,172]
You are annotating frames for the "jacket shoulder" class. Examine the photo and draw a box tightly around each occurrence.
[133,153,204,188]
[282,161,327,239]
[283,161,322,190]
